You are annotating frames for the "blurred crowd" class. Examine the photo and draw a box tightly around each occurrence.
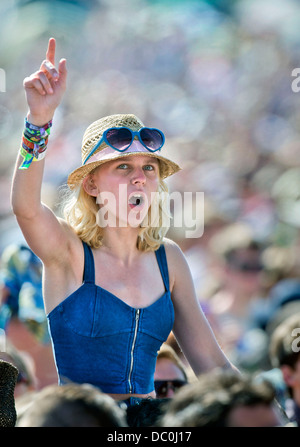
[1,0,300,427]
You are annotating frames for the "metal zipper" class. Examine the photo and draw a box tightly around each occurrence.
[128,309,140,394]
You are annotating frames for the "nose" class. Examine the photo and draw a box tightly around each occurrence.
[165,387,176,398]
[131,166,146,185]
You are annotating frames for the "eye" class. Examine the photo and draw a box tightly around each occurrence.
[117,163,129,170]
[143,164,155,171]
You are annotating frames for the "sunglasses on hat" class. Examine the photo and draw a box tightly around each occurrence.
[84,127,165,164]
[154,379,187,398]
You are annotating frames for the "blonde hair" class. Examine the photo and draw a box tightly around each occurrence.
[157,343,188,381]
[60,178,171,252]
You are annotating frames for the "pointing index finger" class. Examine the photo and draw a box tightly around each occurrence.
[46,37,56,65]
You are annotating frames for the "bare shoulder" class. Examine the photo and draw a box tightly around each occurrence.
[161,238,190,290]
[162,237,186,265]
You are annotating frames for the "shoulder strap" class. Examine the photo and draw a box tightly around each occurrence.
[82,241,95,284]
[155,244,170,292]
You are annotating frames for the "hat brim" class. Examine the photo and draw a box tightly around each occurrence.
[67,151,181,189]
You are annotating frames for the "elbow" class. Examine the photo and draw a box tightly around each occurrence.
[10,184,41,220]
[11,196,23,218]
[11,196,40,221]
[11,195,27,219]
[11,206,33,221]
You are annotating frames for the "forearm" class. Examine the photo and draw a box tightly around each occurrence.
[11,151,45,219]
[173,309,240,377]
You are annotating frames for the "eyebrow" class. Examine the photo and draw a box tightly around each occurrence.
[116,156,159,165]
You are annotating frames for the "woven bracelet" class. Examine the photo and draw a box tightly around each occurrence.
[24,118,52,137]
[19,118,52,170]
[19,146,47,170]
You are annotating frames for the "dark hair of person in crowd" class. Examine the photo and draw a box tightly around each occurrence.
[159,368,285,427]
[16,383,128,427]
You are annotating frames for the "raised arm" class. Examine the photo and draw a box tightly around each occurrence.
[11,38,70,264]
[165,239,238,376]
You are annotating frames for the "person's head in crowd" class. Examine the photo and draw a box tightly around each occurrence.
[249,279,300,335]
[154,343,188,399]
[159,368,285,427]
[16,383,128,427]
[264,279,300,332]
[209,222,263,295]
[260,245,300,295]
[269,313,300,402]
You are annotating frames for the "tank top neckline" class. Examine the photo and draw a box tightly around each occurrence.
[47,242,170,317]
[82,241,170,311]
[88,282,169,311]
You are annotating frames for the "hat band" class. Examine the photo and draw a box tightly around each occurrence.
[85,140,162,165]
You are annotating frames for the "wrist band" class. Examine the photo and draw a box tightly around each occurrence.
[22,135,49,150]
[19,118,52,170]
[19,146,47,170]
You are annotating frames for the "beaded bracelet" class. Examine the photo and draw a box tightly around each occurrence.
[19,118,52,170]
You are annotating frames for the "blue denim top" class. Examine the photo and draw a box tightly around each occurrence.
[47,242,174,394]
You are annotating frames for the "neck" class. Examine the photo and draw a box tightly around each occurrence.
[100,226,141,264]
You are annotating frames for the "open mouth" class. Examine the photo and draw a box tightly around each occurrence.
[128,192,145,208]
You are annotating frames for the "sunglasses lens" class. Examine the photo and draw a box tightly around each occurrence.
[154,380,186,397]
[140,128,164,151]
[106,128,133,151]
[156,383,168,398]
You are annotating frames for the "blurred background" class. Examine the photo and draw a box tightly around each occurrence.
[1,0,300,397]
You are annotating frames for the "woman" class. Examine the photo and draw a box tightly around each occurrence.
[11,38,236,403]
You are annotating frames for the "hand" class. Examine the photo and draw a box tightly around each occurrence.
[23,38,67,126]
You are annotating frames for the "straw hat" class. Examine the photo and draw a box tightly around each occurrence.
[67,114,181,189]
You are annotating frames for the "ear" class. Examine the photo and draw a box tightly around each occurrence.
[281,365,296,388]
[82,174,99,197]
